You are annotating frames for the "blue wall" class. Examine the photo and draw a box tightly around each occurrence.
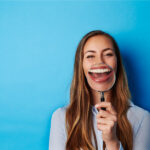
[0,1,150,150]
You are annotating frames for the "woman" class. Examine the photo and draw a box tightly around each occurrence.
[49,30,150,150]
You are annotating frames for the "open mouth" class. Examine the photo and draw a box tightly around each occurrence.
[88,68,113,82]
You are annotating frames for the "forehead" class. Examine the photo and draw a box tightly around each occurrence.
[83,35,114,53]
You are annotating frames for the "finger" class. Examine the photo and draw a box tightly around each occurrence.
[96,110,117,122]
[95,102,117,115]
[96,117,116,126]
[97,124,111,133]
[97,121,116,132]
[96,117,107,124]
[97,110,117,122]
[96,110,110,118]
[96,117,109,125]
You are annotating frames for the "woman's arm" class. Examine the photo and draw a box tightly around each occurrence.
[133,112,150,150]
[49,108,66,150]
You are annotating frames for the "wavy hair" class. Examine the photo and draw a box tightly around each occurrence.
[65,30,133,150]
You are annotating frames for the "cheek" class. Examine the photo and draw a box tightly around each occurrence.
[112,59,117,69]
[107,57,117,72]
[83,60,90,78]
[113,57,117,72]
[83,62,87,76]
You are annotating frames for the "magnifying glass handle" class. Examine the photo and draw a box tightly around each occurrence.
[100,92,106,111]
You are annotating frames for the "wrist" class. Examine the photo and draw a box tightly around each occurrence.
[105,139,120,150]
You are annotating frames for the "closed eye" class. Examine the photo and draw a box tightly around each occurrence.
[86,55,95,58]
[105,53,113,56]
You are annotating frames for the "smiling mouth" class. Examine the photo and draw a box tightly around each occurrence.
[88,68,112,82]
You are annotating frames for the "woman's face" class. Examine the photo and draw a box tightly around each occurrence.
[83,35,117,92]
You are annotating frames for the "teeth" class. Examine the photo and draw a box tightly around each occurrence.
[88,68,111,73]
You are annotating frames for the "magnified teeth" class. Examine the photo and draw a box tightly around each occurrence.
[88,69,111,73]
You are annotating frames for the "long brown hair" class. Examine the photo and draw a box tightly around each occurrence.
[65,30,133,150]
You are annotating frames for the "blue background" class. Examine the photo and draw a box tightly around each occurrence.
[0,1,150,150]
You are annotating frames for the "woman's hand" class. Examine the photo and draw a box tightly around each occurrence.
[95,102,120,150]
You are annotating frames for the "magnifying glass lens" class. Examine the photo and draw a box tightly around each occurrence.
[88,63,116,93]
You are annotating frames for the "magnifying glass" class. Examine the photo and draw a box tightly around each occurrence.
[88,63,116,110]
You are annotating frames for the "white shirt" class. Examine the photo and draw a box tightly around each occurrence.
[49,102,150,150]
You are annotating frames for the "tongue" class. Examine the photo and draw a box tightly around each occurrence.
[91,72,108,78]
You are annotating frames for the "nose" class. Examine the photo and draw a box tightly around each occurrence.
[95,55,104,64]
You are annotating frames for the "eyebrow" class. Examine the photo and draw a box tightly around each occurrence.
[84,48,114,55]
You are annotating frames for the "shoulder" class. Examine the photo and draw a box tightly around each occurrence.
[50,106,67,137]
[49,107,68,149]
[52,107,67,117]
[127,102,150,136]
[51,106,67,123]
[127,102,150,121]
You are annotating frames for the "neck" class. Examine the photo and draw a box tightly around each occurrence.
[91,89,112,106]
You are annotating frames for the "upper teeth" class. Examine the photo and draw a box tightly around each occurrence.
[88,68,111,73]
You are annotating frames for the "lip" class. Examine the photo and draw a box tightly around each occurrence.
[90,65,111,70]
[88,70,113,83]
